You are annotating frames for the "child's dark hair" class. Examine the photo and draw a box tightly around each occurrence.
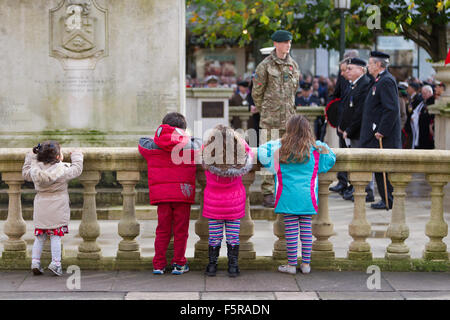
[162,112,187,129]
[279,115,327,164]
[33,140,61,164]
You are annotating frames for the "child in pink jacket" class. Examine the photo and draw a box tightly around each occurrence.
[202,125,254,277]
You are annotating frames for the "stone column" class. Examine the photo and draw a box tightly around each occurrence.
[77,171,102,260]
[385,173,411,260]
[2,172,27,259]
[116,171,141,260]
[423,174,449,260]
[312,172,335,260]
[240,170,256,259]
[194,170,209,259]
[347,172,373,260]
[239,115,249,131]
[272,215,286,259]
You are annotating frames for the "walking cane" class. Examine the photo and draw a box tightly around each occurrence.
[378,137,390,211]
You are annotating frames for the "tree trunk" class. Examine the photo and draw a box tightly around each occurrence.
[430,23,448,62]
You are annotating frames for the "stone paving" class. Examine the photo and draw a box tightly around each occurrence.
[0,270,449,300]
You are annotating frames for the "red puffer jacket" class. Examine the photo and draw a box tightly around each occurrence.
[138,124,201,205]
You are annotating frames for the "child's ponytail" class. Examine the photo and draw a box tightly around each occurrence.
[32,143,42,155]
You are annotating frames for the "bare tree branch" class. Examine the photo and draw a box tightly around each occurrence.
[402,26,434,60]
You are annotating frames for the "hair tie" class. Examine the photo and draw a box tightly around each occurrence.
[37,143,42,150]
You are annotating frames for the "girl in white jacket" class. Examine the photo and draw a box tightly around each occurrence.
[22,141,83,276]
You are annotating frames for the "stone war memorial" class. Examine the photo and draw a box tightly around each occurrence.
[0,0,449,286]
[0,0,186,147]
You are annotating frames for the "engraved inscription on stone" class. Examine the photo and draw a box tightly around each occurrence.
[202,101,224,118]
[50,0,108,66]
[34,76,116,94]
[0,97,31,128]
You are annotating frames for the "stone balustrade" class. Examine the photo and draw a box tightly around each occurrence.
[0,147,449,271]
[229,106,326,131]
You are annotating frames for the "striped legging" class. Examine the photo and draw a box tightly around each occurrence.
[283,214,313,265]
[208,219,240,247]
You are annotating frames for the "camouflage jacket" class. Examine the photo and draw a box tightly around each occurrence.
[252,50,300,129]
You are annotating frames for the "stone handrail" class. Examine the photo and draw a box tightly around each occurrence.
[0,147,449,270]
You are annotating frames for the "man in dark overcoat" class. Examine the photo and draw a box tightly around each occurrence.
[360,51,402,210]
[338,57,374,202]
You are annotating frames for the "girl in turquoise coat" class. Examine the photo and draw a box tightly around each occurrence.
[258,115,336,274]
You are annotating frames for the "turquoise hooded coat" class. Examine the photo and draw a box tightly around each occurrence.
[258,140,336,215]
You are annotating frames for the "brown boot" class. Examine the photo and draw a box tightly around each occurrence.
[263,194,275,208]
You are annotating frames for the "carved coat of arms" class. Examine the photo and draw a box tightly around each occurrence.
[50,0,108,67]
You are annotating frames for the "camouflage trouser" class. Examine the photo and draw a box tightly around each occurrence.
[260,127,285,196]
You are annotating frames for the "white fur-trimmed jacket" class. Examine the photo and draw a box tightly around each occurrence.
[22,151,83,229]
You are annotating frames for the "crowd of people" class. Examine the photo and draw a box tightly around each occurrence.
[192,45,444,213]
[188,55,444,152]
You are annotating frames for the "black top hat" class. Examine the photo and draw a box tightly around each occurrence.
[347,57,367,67]
[237,81,249,87]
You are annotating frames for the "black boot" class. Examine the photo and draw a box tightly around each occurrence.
[227,243,240,277]
[205,245,220,277]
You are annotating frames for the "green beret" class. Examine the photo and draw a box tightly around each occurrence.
[271,30,293,42]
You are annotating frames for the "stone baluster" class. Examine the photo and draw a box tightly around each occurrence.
[240,170,256,259]
[272,214,286,259]
[385,173,411,260]
[239,115,249,131]
[77,171,102,260]
[194,170,209,259]
[423,174,449,260]
[2,172,27,259]
[347,172,373,260]
[306,117,316,130]
[116,171,141,260]
[312,172,335,260]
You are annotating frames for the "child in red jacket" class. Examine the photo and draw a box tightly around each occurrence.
[138,112,201,275]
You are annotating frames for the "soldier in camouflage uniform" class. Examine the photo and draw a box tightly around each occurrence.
[252,30,300,207]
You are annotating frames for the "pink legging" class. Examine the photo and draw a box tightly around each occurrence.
[283,214,313,265]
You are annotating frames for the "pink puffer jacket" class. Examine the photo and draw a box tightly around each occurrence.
[202,142,254,220]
